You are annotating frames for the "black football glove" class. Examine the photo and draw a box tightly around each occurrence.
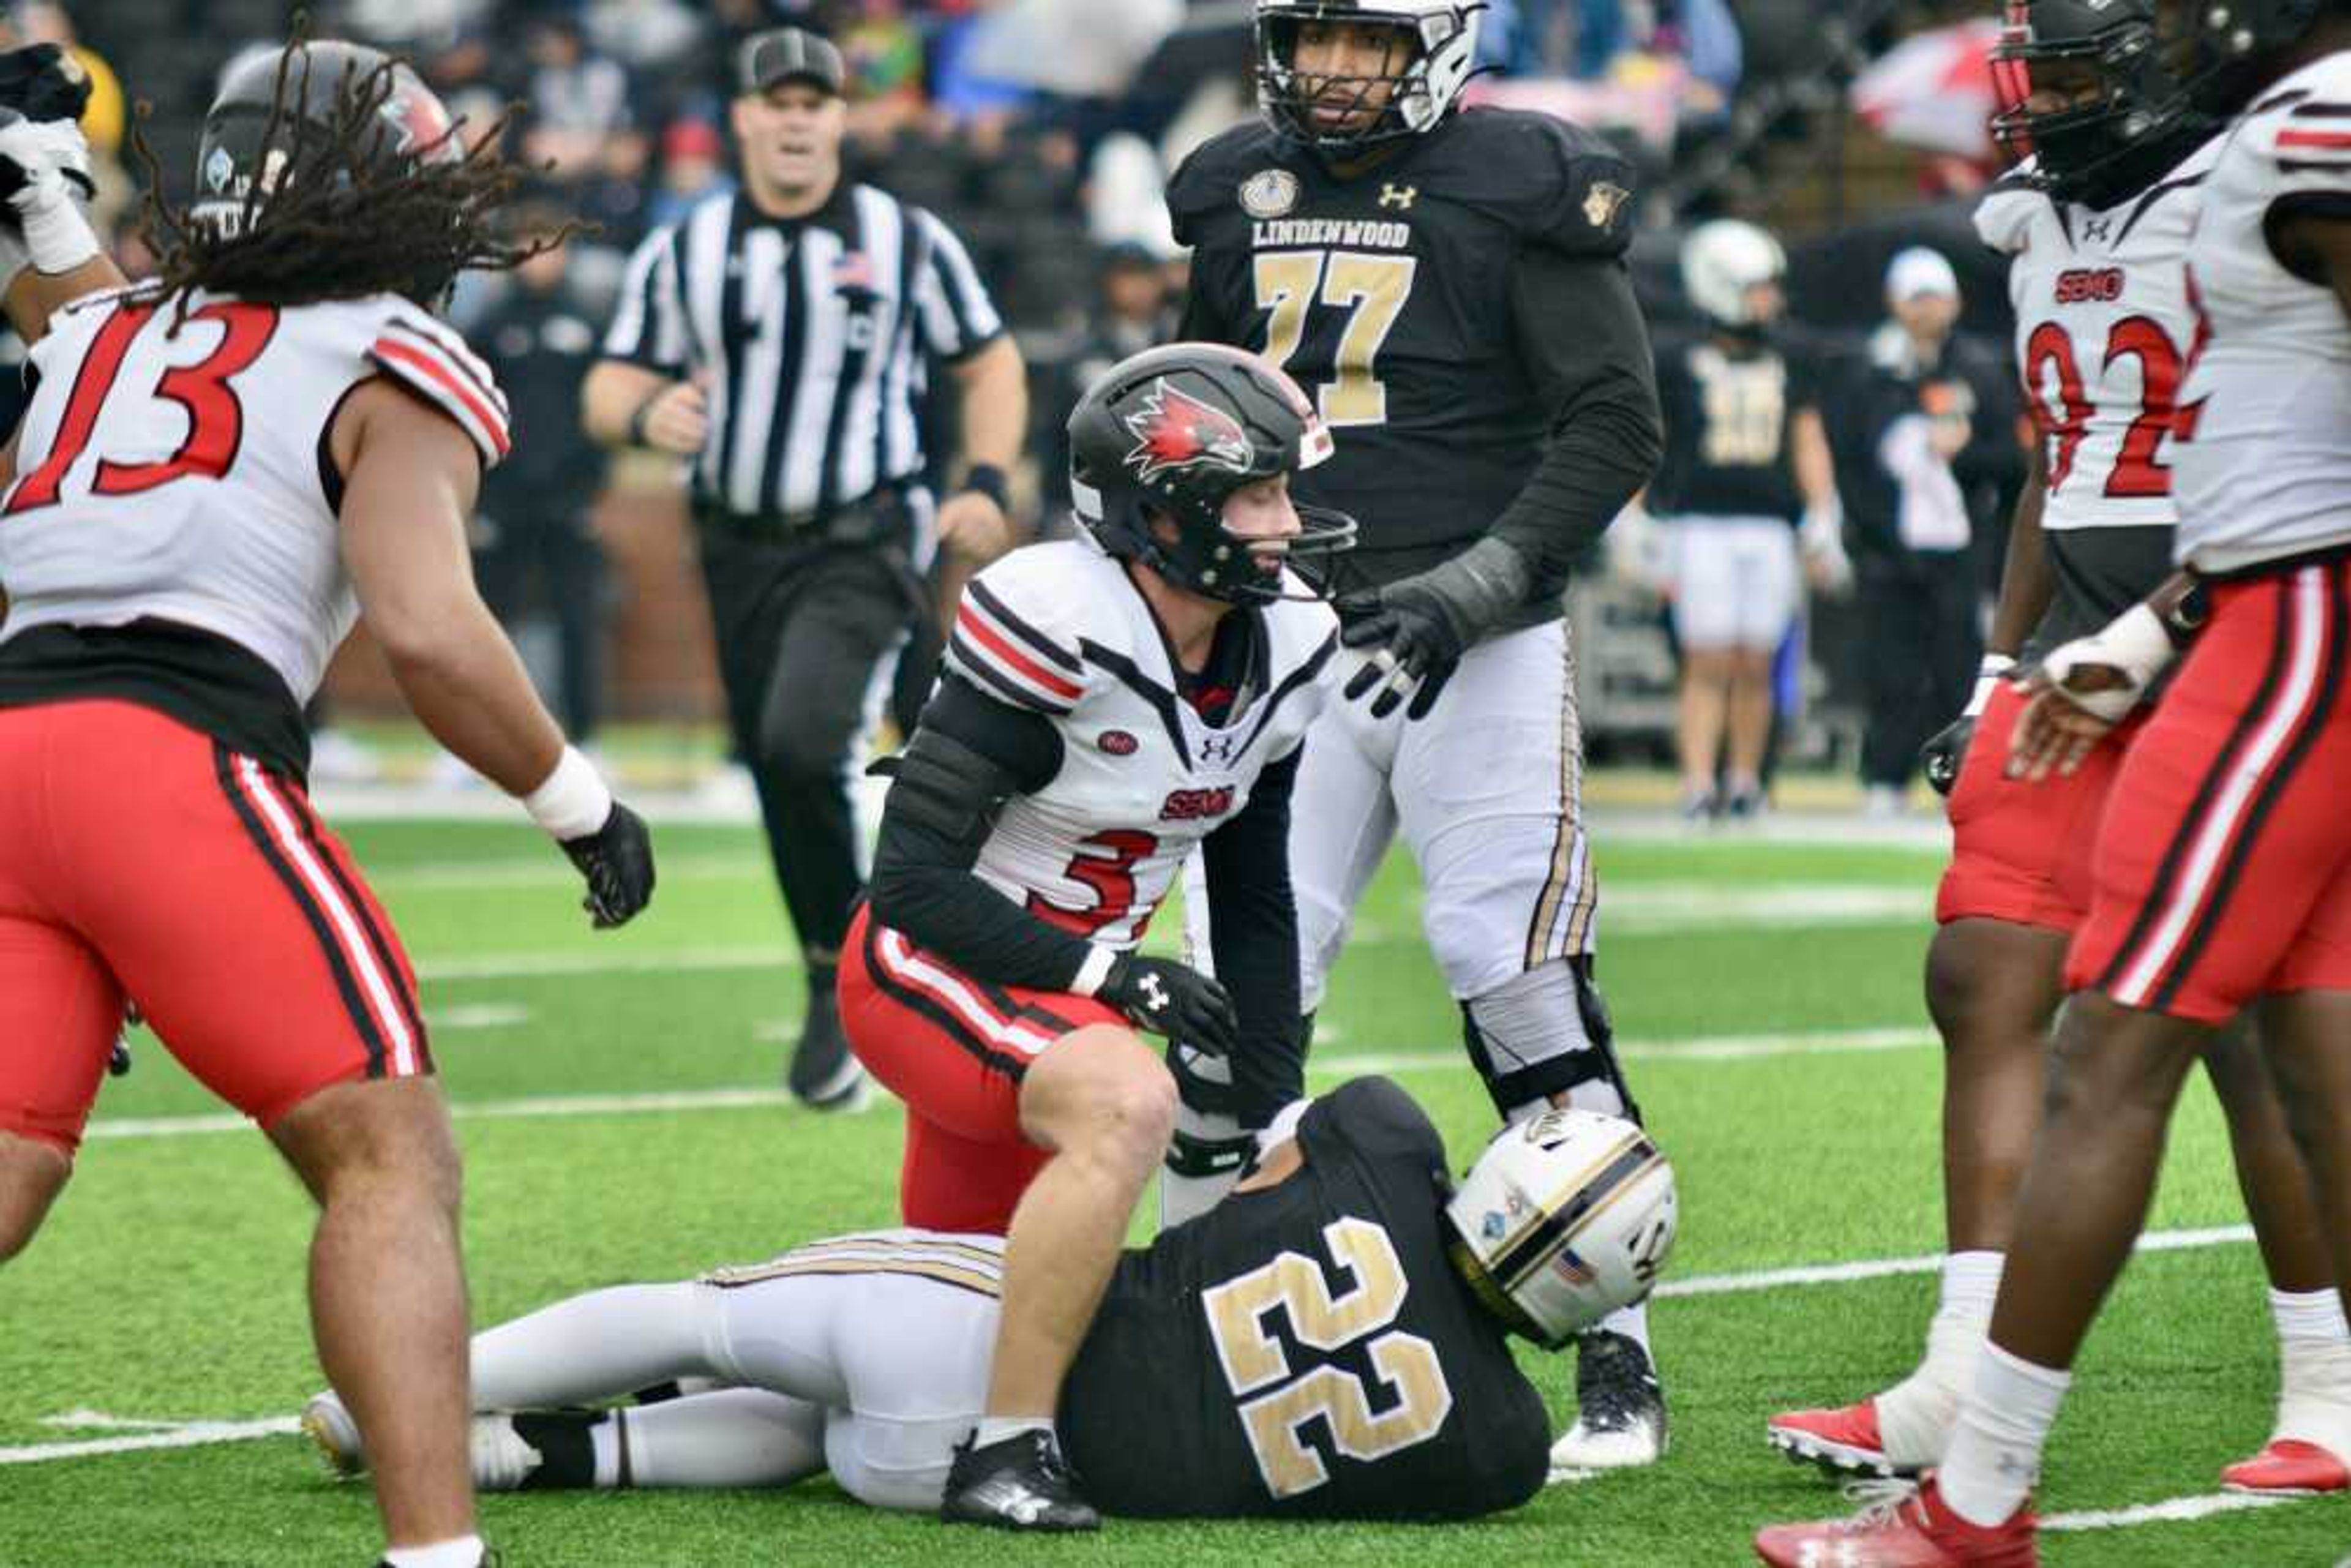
[0,45,91,126]
[1921,713,1975,798]
[561,801,656,929]
[1340,537,1532,721]
[1098,955,1239,1055]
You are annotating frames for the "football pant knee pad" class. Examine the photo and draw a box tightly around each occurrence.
[1162,1041,1252,1228]
[1462,956,1642,1125]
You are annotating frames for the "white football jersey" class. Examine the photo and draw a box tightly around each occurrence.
[2175,52,2351,572]
[0,285,509,702]
[940,538,1339,950]
[1974,138,2221,536]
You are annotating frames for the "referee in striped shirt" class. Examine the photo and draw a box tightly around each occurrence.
[583,28,1027,1108]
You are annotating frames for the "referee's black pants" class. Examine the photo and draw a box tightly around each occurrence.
[697,524,932,980]
[1856,552,1982,790]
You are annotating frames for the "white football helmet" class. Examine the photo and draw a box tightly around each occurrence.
[1679,219,1788,333]
[1445,1107,1678,1348]
[1256,0,1482,152]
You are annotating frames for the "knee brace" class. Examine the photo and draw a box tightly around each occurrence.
[1461,958,1643,1126]
[1161,1041,1252,1228]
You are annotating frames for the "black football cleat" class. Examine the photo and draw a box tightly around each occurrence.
[939,1429,1100,1531]
[787,985,868,1111]
[1550,1329,1668,1477]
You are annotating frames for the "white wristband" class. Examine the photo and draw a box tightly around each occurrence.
[522,745,613,842]
[1070,945,1118,998]
[1965,653,2016,718]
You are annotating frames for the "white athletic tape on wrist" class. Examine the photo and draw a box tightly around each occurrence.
[523,745,613,841]
[20,174,97,275]
[1070,944,1117,999]
[1965,654,2015,718]
[2041,604,2174,723]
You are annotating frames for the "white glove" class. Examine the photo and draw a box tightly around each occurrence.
[0,113,97,288]
[1798,503,1853,595]
[2036,603,2177,722]
[1606,501,1675,596]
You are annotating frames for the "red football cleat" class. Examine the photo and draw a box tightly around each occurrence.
[1754,1477,2038,1567]
[2221,1438,2351,1495]
[1767,1398,1918,1479]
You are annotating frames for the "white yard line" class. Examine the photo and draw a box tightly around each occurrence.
[82,1027,1940,1144]
[0,1416,298,1464]
[1657,1225,2255,1300]
[2041,1490,2297,1531]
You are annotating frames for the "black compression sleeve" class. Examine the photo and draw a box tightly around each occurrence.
[1202,745,1303,1128]
[1490,249,1663,585]
[866,675,1100,991]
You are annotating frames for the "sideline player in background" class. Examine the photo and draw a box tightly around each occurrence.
[1768,0,2349,1496]
[1166,0,1667,1472]
[842,344,1355,1527]
[304,1078,1677,1526]
[1760,2,2351,1559]
[0,42,653,1568]
[1648,219,1847,820]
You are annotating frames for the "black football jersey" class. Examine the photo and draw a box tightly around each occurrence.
[1169,110,1638,586]
[1059,1078,1551,1520]
[1649,331,1820,524]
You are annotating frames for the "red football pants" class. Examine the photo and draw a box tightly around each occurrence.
[839,902,1123,1234]
[2068,562,2351,1021]
[0,700,429,1152]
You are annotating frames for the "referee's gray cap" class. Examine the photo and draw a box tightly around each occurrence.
[737,28,846,98]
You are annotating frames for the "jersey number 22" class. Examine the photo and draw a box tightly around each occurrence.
[1202,1216,1455,1499]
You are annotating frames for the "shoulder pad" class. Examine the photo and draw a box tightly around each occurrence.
[945,544,1101,716]
[356,299,511,467]
[1973,168,2044,255]
[1166,122,1284,246]
[1304,1076,1447,1167]
[2242,61,2351,184]
[1450,109,1638,258]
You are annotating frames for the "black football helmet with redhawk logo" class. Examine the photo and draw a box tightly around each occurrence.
[192,39,466,300]
[1067,342,1356,604]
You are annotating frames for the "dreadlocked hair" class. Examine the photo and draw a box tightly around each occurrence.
[131,34,572,329]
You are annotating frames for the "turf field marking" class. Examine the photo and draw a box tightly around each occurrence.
[81,1027,1936,1144]
[0,1414,298,1464]
[432,1003,531,1030]
[1657,1225,2255,1300]
[2041,1490,2296,1531]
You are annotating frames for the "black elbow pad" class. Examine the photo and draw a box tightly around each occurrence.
[877,725,1021,849]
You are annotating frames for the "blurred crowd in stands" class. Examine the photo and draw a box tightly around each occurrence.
[17,0,2044,801]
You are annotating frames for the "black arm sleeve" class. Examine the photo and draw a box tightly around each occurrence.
[1201,744,1303,1128]
[1490,249,1664,586]
[866,674,1098,991]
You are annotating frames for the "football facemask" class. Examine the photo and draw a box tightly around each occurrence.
[1444,1106,1678,1348]
[1256,0,1482,154]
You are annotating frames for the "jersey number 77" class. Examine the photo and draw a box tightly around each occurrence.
[1254,251,1420,428]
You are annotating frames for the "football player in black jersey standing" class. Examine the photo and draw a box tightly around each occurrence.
[1164,0,1668,1472]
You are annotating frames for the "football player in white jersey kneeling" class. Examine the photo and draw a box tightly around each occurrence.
[833,343,1355,1528]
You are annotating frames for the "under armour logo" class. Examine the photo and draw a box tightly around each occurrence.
[1196,733,1237,764]
[1379,182,1418,211]
[2081,216,2114,244]
[1139,973,1171,1012]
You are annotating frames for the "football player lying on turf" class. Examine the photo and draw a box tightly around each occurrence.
[304,1077,1677,1521]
